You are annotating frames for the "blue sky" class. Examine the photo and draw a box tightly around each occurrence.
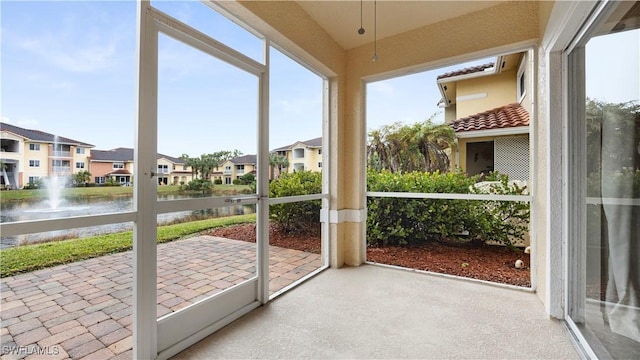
[2,1,638,157]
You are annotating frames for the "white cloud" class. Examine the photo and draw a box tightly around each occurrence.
[17,35,118,73]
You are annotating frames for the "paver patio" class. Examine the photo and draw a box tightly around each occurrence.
[0,236,321,359]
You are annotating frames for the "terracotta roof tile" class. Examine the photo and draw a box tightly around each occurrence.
[436,63,494,80]
[450,103,529,133]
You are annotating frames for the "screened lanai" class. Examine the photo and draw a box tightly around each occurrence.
[2,1,638,359]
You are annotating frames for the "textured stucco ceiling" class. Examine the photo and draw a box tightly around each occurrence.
[296,1,506,50]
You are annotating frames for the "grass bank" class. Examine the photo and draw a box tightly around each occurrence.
[0,184,252,204]
[0,214,255,278]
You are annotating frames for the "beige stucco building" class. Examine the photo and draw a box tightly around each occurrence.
[0,122,94,189]
[89,147,193,186]
[272,137,323,175]
[438,53,532,181]
[214,154,257,185]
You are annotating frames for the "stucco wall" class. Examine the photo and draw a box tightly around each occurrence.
[222,2,548,283]
[456,69,518,118]
[90,162,115,179]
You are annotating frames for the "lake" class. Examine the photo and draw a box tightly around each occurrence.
[0,195,255,248]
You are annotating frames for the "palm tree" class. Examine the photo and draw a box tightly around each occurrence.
[367,116,456,173]
[180,154,200,179]
[269,153,289,179]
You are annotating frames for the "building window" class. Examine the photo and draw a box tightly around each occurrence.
[76,148,85,154]
[225,177,231,185]
[517,54,526,102]
[76,162,85,169]
[29,143,40,151]
[183,165,187,171]
[29,160,40,167]
[157,164,169,174]
[318,162,322,168]
[28,176,40,184]
[236,164,245,174]
[95,177,106,184]
[293,148,305,158]
[293,163,305,172]
[113,163,124,169]
[318,149,322,155]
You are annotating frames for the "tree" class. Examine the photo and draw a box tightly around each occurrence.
[181,150,243,180]
[367,115,456,173]
[586,99,640,177]
[180,154,200,179]
[71,170,92,186]
[269,153,289,179]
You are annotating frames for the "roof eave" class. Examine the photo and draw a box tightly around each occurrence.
[455,125,530,139]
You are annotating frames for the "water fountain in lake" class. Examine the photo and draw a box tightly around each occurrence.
[44,175,65,210]
[42,135,68,211]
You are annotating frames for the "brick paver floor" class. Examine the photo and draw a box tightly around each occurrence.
[1,236,321,359]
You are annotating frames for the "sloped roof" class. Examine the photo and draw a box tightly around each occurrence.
[0,122,94,147]
[272,137,322,152]
[230,154,256,165]
[90,148,134,162]
[436,63,495,80]
[157,154,185,164]
[90,147,184,164]
[105,169,132,176]
[450,103,529,133]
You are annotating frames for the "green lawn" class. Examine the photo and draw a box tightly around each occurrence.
[0,214,256,278]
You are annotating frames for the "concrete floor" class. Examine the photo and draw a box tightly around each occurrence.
[173,265,579,359]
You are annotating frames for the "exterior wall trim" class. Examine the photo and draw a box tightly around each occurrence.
[542,0,599,319]
[456,126,529,139]
[322,209,366,224]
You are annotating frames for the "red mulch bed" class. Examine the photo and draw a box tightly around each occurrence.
[205,224,531,287]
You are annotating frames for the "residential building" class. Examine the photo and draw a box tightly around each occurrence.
[0,122,94,189]
[2,2,638,359]
[89,147,193,185]
[437,53,531,181]
[214,154,257,184]
[271,137,322,174]
[157,155,193,185]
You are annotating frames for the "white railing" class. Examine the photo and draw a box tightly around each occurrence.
[51,151,71,157]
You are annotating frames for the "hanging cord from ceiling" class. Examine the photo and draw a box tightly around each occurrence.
[358,0,365,35]
[372,0,378,62]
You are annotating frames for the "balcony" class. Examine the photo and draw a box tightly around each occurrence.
[51,166,71,174]
[51,150,71,157]
[223,169,232,175]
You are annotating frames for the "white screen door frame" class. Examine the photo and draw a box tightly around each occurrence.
[134,2,270,359]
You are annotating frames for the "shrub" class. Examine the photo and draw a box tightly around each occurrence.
[469,177,530,249]
[183,179,213,193]
[269,171,322,233]
[239,173,255,184]
[214,179,223,185]
[366,170,530,248]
